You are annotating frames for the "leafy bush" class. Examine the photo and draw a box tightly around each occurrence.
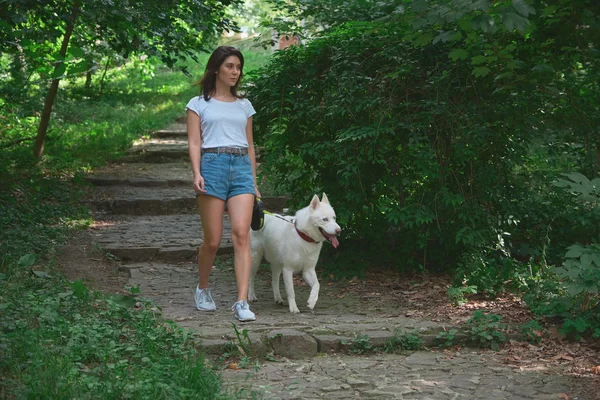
[436,329,458,348]
[466,311,507,350]
[520,320,544,344]
[522,172,600,338]
[447,285,477,306]
[250,1,600,281]
[524,243,600,339]
[382,331,423,352]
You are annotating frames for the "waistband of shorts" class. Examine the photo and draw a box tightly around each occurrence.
[202,147,248,156]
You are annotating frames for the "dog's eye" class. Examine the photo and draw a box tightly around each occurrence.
[323,217,328,222]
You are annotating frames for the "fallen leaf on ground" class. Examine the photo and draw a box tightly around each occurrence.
[552,354,574,362]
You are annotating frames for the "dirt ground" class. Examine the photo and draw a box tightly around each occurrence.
[56,229,130,295]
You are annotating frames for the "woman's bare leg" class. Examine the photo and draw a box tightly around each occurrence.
[197,195,225,289]
[226,193,254,301]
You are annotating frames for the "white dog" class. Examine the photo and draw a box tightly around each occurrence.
[248,193,341,313]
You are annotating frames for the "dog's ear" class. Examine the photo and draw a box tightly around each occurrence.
[321,193,330,205]
[310,194,320,210]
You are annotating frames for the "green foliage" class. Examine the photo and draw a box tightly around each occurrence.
[436,329,458,348]
[520,320,544,344]
[1,0,241,156]
[447,285,478,306]
[0,272,226,398]
[521,172,600,339]
[232,323,254,358]
[251,0,600,287]
[525,243,600,339]
[382,331,423,352]
[342,334,373,355]
[455,252,521,298]
[0,176,91,271]
[555,172,600,203]
[466,311,507,350]
[1,0,238,72]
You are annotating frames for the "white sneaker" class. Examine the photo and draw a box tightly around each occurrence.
[195,287,216,311]
[232,300,256,322]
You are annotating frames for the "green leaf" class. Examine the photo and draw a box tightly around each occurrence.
[472,67,491,77]
[532,64,554,73]
[494,71,514,81]
[449,49,469,61]
[18,254,36,268]
[69,280,90,300]
[414,32,434,47]
[565,282,584,296]
[471,15,494,32]
[580,253,593,269]
[565,172,591,185]
[107,294,137,308]
[32,270,51,279]
[433,31,461,44]
[565,245,584,258]
[512,0,536,17]
[503,12,530,33]
[471,55,488,65]
[53,62,67,79]
[69,60,88,74]
[471,0,491,11]
[68,46,85,58]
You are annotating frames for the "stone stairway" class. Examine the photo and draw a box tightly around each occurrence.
[81,118,589,399]
[86,122,286,262]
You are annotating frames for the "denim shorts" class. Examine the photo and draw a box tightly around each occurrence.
[200,151,254,201]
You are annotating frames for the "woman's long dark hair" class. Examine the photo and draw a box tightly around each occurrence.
[197,46,245,101]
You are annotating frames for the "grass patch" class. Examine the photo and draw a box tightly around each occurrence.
[0,271,226,399]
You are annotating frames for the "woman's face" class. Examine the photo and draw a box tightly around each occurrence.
[216,55,242,88]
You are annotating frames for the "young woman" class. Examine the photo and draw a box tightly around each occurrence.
[186,46,260,322]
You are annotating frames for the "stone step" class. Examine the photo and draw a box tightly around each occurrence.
[87,185,289,215]
[122,138,189,162]
[87,186,198,215]
[90,215,232,262]
[84,162,192,185]
[151,129,187,139]
[122,261,472,358]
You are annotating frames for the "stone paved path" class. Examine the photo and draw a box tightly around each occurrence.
[222,352,576,399]
[85,119,593,400]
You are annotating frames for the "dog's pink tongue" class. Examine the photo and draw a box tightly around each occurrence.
[331,235,339,248]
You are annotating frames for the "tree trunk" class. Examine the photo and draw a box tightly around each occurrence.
[33,4,79,158]
[595,141,600,175]
[85,57,93,90]
[99,56,111,96]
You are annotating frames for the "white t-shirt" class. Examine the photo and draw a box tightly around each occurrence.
[186,96,256,149]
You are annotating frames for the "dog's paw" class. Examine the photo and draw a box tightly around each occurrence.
[274,296,284,305]
[307,298,317,310]
[289,305,300,313]
[248,293,258,302]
